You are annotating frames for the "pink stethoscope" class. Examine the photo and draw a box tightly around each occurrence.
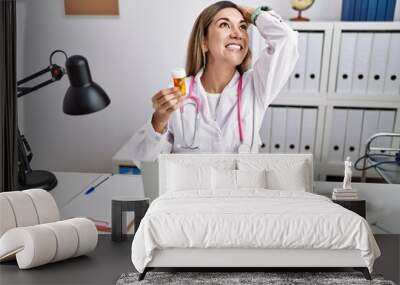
[179,75,250,152]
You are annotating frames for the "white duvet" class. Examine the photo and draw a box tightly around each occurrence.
[131,190,380,273]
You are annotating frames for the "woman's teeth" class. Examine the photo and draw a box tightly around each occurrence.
[226,44,242,51]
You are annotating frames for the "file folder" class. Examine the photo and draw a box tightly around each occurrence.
[383,33,400,95]
[300,108,318,154]
[367,33,390,95]
[359,110,380,156]
[328,109,347,162]
[354,0,363,21]
[367,0,378,21]
[259,108,272,153]
[344,109,363,161]
[305,32,323,93]
[285,108,302,153]
[270,107,287,153]
[289,32,307,93]
[341,0,356,21]
[352,33,373,95]
[376,110,396,151]
[385,0,396,21]
[375,0,388,21]
[337,33,357,94]
[360,0,369,20]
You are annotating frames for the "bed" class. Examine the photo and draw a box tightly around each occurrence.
[131,154,380,281]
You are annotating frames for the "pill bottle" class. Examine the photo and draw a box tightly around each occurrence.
[171,68,186,96]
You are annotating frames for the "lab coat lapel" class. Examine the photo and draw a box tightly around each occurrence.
[215,71,240,126]
[193,70,221,136]
[193,69,240,135]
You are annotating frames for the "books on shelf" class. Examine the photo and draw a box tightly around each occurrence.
[341,0,397,21]
[332,188,359,200]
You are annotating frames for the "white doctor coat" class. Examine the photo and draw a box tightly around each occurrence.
[129,10,299,166]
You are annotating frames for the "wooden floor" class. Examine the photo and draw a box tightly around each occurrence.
[0,235,398,285]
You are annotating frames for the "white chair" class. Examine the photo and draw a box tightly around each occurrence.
[0,189,98,269]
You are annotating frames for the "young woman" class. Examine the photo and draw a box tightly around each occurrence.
[130,1,299,165]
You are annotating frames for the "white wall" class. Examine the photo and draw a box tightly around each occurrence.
[17,0,400,173]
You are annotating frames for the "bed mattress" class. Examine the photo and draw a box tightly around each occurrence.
[131,189,380,273]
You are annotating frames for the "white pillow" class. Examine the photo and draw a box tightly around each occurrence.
[211,169,268,190]
[266,166,306,191]
[237,159,310,192]
[236,169,268,189]
[212,168,236,190]
[167,162,212,191]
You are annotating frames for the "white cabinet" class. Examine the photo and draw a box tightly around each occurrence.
[253,21,400,180]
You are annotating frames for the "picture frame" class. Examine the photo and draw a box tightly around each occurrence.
[64,0,119,16]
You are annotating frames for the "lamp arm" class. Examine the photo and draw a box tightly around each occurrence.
[17,66,52,85]
[17,64,66,98]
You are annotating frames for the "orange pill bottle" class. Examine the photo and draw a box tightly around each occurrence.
[171,68,187,96]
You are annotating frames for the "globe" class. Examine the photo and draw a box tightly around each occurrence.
[290,0,315,21]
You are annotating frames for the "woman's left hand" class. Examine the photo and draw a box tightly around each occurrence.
[237,6,255,24]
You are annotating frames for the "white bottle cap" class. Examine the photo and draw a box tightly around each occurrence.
[171,68,186,79]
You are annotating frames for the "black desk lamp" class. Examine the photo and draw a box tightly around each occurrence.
[17,50,110,191]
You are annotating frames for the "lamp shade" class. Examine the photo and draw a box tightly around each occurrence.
[63,55,110,115]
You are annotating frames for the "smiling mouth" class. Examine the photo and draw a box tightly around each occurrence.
[225,43,243,51]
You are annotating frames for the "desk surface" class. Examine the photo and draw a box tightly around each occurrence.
[51,172,144,234]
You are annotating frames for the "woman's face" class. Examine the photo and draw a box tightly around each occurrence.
[204,8,249,68]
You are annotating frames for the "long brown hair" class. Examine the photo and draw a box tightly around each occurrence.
[185,1,251,77]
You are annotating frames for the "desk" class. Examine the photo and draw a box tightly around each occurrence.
[51,172,144,233]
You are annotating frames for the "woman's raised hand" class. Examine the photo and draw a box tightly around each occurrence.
[151,87,183,133]
[237,6,255,23]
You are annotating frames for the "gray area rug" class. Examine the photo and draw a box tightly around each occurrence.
[116,271,396,285]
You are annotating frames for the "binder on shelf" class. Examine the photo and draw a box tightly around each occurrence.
[359,110,380,156]
[343,109,363,162]
[367,33,390,95]
[289,32,307,93]
[259,108,272,153]
[304,32,323,93]
[353,0,363,21]
[367,0,378,21]
[375,0,388,21]
[336,33,357,94]
[385,0,396,21]
[270,107,287,153]
[383,33,400,95]
[285,108,302,153]
[328,109,347,162]
[352,33,373,95]
[281,81,289,94]
[341,0,356,21]
[360,0,369,20]
[300,108,318,154]
[376,110,396,151]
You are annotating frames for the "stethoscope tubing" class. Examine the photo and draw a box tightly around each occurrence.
[179,76,245,149]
